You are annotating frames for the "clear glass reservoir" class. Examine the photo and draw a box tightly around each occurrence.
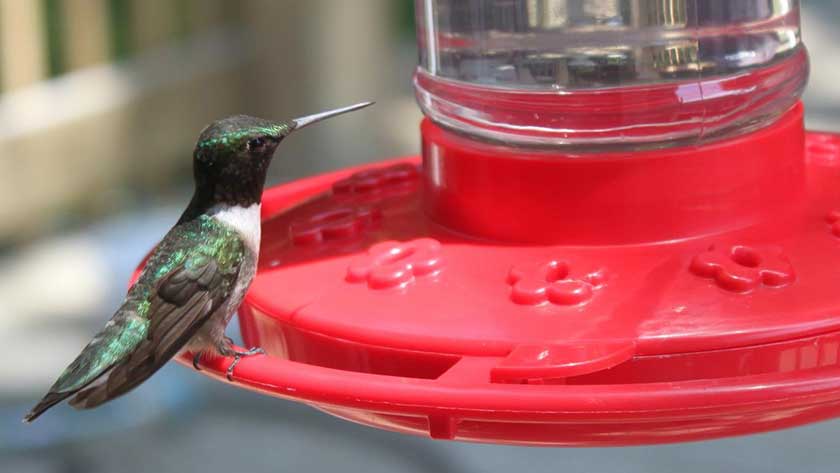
[414,0,808,148]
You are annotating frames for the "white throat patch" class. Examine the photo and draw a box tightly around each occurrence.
[209,204,261,254]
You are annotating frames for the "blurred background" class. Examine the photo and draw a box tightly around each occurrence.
[1,1,839,472]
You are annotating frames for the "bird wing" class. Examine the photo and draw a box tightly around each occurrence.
[24,220,245,421]
[69,245,243,409]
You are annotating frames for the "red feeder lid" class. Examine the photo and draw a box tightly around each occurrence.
[169,102,840,445]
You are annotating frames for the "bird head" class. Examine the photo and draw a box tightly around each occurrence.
[189,102,373,209]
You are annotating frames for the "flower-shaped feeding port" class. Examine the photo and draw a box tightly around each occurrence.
[346,238,443,290]
[826,211,840,238]
[289,206,381,246]
[506,261,606,306]
[332,163,420,199]
[690,245,795,292]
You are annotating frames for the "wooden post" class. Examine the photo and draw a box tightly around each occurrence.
[0,0,48,90]
[184,0,229,33]
[129,0,177,51]
[62,0,110,70]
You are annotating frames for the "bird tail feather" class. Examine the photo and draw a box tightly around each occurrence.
[22,391,75,423]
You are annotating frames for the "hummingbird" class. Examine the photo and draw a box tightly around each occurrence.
[23,101,374,423]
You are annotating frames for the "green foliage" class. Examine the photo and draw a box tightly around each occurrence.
[107,0,132,60]
[393,0,416,39]
[43,0,65,76]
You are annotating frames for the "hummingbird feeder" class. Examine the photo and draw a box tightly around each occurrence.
[176,0,840,445]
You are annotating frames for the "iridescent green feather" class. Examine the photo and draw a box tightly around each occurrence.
[52,315,147,392]
[133,214,245,307]
[48,215,244,394]
[197,123,292,151]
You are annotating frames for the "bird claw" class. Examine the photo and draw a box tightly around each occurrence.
[192,352,203,371]
[226,347,265,381]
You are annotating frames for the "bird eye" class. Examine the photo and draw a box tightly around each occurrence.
[247,137,266,152]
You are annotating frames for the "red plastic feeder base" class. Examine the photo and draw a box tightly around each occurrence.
[172,103,840,446]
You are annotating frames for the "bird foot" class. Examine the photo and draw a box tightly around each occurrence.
[226,347,265,381]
